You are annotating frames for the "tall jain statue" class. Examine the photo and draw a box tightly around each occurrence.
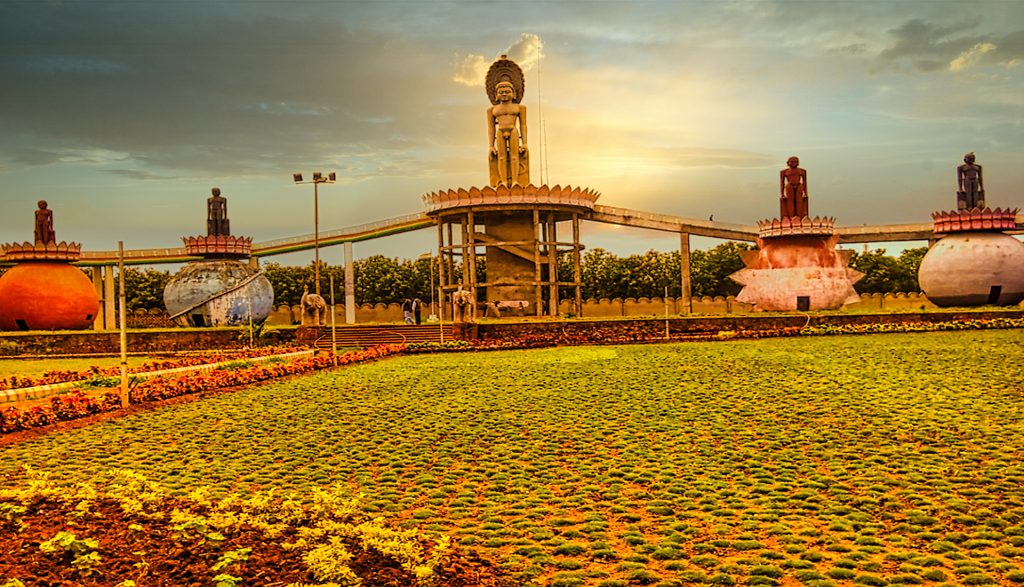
[487,55,530,187]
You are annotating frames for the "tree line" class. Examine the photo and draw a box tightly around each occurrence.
[109,243,928,311]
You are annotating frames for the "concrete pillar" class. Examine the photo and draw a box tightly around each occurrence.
[679,232,693,314]
[91,267,105,330]
[103,266,117,329]
[344,241,356,324]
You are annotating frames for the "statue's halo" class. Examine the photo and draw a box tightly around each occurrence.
[485,55,525,105]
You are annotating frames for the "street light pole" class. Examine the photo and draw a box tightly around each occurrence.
[293,171,336,297]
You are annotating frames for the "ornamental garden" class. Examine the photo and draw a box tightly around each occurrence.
[1,55,1023,587]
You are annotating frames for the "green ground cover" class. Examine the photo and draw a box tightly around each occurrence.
[3,330,1023,586]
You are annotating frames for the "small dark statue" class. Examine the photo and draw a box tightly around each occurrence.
[956,152,985,211]
[34,200,56,244]
[207,187,230,236]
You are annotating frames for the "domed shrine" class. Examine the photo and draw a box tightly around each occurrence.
[730,158,862,311]
[0,201,99,330]
[163,188,274,326]
[918,153,1024,306]
[423,56,599,318]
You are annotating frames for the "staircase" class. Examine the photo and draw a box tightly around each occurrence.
[313,324,454,349]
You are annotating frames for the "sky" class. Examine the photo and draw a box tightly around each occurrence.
[1,0,1022,268]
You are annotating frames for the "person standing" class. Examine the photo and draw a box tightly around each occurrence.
[412,298,422,325]
[402,298,413,324]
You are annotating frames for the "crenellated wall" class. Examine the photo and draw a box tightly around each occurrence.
[256,292,954,324]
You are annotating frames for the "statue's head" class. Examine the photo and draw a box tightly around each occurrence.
[786,156,800,168]
[495,81,516,101]
[964,152,976,164]
[211,187,222,197]
[37,200,48,210]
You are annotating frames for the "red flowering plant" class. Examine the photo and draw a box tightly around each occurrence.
[0,345,406,435]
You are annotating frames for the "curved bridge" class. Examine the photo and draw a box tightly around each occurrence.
[72,206,1023,266]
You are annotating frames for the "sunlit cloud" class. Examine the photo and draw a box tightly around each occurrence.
[949,42,997,71]
[452,33,544,87]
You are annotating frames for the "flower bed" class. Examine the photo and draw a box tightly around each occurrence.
[0,345,404,434]
[408,316,1024,352]
[0,346,307,391]
[0,470,509,587]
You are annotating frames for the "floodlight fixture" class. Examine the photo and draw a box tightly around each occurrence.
[293,173,303,183]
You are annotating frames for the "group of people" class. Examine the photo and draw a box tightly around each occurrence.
[401,298,424,325]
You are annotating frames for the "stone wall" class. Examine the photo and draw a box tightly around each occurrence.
[0,327,297,356]
[187,292,1000,326]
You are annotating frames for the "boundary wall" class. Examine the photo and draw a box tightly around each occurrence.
[262,292,942,324]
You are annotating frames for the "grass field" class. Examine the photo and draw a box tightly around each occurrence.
[0,356,157,379]
[2,330,1023,586]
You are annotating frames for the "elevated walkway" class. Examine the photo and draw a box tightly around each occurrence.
[49,207,1023,266]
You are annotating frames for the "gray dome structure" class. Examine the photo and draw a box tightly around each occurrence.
[164,259,274,327]
[918,232,1024,307]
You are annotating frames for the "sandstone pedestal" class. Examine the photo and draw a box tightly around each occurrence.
[730,217,862,311]
[919,209,1024,307]
[0,242,99,331]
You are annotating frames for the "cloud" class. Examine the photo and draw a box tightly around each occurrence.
[949,42,997,71]
[876,18,1024,73]
[452,54,489,87]
[452,33,544,87]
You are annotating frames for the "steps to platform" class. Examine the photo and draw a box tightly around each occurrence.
[314,324,453,348]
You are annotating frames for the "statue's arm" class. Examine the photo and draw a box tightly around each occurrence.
[801,169,808,197]
[519,105,527,146]
[487,108,496,150]
[977,165,984,190]
[780,170,786,196]
[956,166,964,190]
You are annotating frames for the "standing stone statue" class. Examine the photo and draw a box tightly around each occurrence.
[34,200,56,244]
[207,187,230,236]
[957,152,985,210]
[452,286,474,323]
[486,56,530,187]
[779,156,809,218]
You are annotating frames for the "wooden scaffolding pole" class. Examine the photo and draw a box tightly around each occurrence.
[437,219,447,320]
[467,209,477,306]
[572,213,583,317]
[547,211,558,316]
[532,208,543,316]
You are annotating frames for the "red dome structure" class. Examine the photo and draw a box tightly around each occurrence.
[0,262,99,331]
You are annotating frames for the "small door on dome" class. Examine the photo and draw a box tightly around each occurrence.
[796,296,810,311]
[988,285,1002,305]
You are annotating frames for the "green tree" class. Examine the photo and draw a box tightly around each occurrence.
[849,247,926,294]
[580,248,623,299]
[353,255,416,304]
[690,241,754,298]
[262,262,313,306]
[123,268,172,311]
[895,247,927,292]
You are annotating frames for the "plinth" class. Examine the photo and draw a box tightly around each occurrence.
[163,235,274,327]
[423,184,599,318]
[919,209,1024,307]
[730,217,863,311]
[0,242,99,331]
